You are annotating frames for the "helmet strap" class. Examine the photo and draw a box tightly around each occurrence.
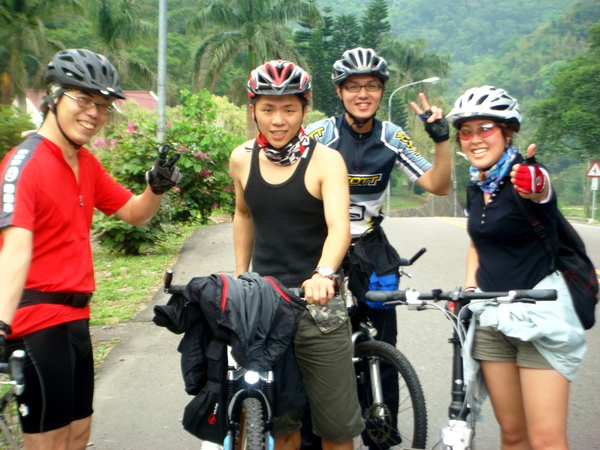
[45,93,84,150]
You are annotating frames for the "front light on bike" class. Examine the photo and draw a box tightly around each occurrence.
[244,371,260,385]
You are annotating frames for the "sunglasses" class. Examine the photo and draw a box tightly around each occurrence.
[459,123,499,141]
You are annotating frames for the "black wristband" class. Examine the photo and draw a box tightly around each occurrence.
[0,320,12,336]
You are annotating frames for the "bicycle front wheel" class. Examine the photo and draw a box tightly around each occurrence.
[237,397,266,450]
[0,389,23,450]
[354,340,427,449]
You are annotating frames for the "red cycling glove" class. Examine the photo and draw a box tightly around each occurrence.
[513,164,545,194]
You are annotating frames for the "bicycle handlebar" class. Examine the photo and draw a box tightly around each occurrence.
[163,270,307,299]
[365,288,558,305]
[399,247,427,267]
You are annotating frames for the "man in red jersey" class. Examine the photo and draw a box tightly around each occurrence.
[0,49,182,449]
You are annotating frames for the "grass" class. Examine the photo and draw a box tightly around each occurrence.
[91,223,198,326]
[388,193,428,210]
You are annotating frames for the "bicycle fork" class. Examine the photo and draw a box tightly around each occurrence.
[440,306,474,450]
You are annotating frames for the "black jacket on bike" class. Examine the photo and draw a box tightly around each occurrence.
[153,272,307,407]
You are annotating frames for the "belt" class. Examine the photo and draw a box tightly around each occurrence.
[20,289,93,308]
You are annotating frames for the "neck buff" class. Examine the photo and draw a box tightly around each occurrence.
[256,127,310,166]
[469,146,517,194]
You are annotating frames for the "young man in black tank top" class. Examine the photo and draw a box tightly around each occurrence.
[230,61,364,450]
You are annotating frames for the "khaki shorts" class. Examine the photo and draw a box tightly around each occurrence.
[273,310,364,441]
[472,325,552,369]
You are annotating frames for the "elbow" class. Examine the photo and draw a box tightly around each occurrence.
[436,185,451,196]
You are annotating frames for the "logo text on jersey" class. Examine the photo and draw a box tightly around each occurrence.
[348,174,382,186]
[307,127,325,139]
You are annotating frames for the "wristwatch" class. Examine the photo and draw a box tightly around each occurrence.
[313,266,336,279]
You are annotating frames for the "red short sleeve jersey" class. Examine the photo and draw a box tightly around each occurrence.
[0,134,133,337]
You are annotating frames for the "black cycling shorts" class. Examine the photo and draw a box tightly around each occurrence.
[5,319,94,433]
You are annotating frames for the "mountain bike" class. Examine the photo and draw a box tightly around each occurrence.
[0,349,26,449]
[344,248,428,449]
[163,270,306,450]
[365,286,557,450]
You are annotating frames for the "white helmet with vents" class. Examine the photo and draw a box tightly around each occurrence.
[446,85,521,130]
[331,47,389,85]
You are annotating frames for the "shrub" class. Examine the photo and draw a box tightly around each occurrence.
[92,90,243,254]
[0,106,35,160]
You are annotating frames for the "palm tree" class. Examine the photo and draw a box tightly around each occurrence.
[83,0,156,88]
[0,0,83,109]
[379,36,450,125]
[188,0,322,138]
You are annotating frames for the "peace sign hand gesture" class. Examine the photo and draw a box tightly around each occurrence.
[145,144,184,195]
[410,93,449,143]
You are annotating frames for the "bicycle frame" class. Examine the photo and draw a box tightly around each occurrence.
[344,247,428,448]
[366,287,557,450]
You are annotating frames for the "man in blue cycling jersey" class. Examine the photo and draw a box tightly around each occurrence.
[304,47,451,449]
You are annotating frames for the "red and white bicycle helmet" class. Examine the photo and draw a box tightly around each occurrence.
[247,60,311,98]
[331,47,390,86]
[45,49,125,99]
[446,85,521,130]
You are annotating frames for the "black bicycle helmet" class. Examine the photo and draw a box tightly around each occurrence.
[446,85,521,131]
[247,60,311,99]
[45,49,125,99]
[331,47,390,86]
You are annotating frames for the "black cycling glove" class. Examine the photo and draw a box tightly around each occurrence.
[420,109,450,143]
[145,145,183,195]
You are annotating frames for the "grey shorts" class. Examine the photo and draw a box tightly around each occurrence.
[273,310,364,441]
[472,325,552,369]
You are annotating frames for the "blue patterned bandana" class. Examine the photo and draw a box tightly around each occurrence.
[469,146,518,193]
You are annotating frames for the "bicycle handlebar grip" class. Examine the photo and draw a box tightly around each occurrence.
[164,270,173,293]
[513,289,557,301]
[409,247,427,265]
[10,350,25,385]
[365,290,405,302]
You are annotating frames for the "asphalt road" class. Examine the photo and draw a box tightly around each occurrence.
[88,217,600,449]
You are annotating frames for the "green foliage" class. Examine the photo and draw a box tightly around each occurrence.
[0,106,35,160]
[92,215,167,255]
[92,89,242,254]
[166,89,243,221]
[529,21,600,160]
[360,0,390,49]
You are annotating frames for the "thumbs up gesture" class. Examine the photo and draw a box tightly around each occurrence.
[511,144,548,198]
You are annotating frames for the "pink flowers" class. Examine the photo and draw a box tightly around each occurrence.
[92,137,106,149]
[126,122,138,134]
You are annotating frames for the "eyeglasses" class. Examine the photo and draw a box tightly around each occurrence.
[342,82,383,93]
[459,123,499,141]
[63,93,114,114]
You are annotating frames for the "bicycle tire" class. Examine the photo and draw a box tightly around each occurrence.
[237,397,265,450]
[0,389,22,450]
[354,340,427,449]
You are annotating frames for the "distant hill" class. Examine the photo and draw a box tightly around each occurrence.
[315,0,579,61]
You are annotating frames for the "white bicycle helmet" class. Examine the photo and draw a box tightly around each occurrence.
[331,47,389,86]
[446,85,521,130]
[247,60,311,99]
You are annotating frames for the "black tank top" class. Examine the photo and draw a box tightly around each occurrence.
[244,139,327,287]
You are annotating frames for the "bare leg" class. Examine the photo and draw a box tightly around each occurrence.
[321,439,353,450]
[275,429,301,450]
[23,416,91,450]
[480,360,531,450]
[520,368,570,450]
